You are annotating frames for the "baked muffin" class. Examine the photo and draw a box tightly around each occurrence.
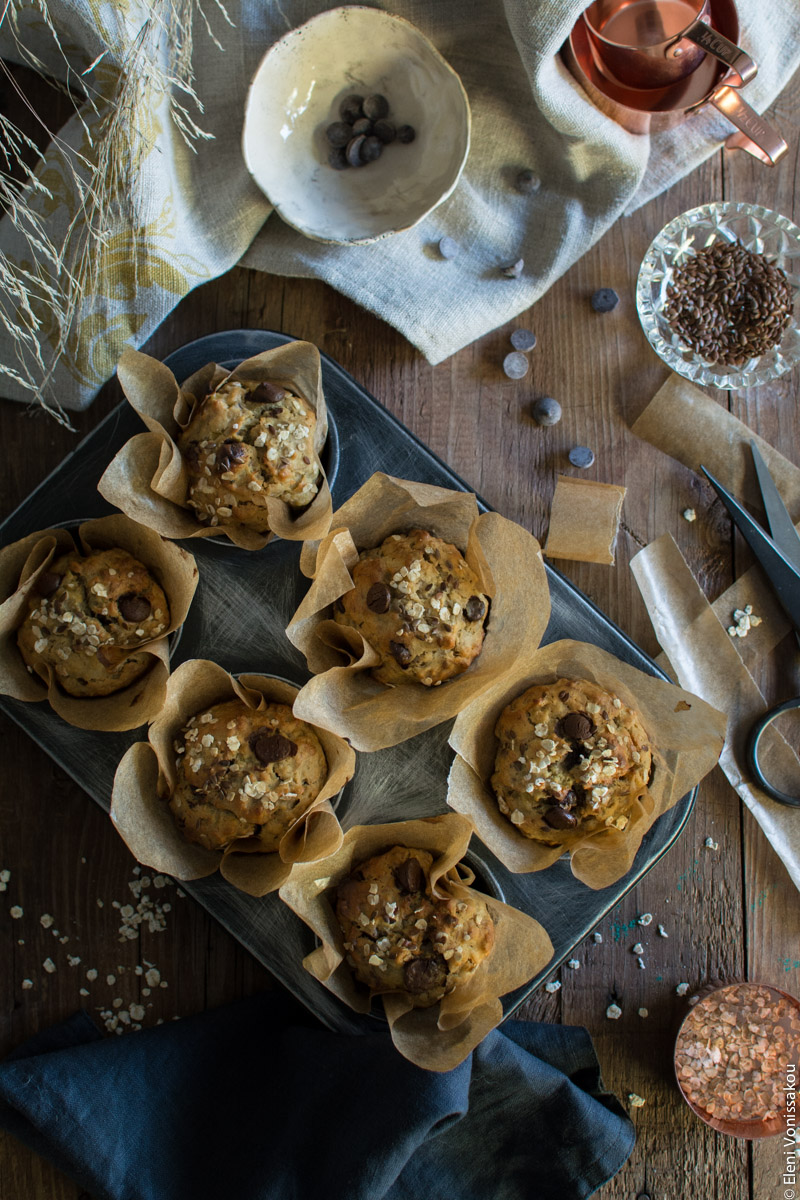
[169,700,327,852]
[17,547,170,698]
[178,379,320,533]
[335,846,495,1007]
[491,678,652,844]
[332,528,489,687]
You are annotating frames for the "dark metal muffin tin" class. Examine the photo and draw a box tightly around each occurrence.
[0,330,694,1033]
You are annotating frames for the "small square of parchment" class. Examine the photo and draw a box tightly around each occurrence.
[544,475,627,565]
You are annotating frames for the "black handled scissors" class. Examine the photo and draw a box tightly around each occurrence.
[701,441,800,808]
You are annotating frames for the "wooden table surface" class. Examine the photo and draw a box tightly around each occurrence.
[2,61,800,1200]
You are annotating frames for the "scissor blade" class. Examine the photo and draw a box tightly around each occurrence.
[701,465,800,634]
[750,441,800,572]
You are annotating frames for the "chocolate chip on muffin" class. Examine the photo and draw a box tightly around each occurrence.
[178,379,320,533]
[332,529,489,687]
[335,846,495,1008]
[169,700,327,853]
[491,678,652,845]
[17,547,170,698]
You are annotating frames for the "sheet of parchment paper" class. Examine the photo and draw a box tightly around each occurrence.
[544,476,627,565]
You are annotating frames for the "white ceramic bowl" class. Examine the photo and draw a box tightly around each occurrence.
[242,6,471,244]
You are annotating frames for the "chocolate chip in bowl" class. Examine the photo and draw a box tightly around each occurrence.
[637,201,800,389]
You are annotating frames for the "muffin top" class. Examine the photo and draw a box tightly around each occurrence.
[491,677,652,844]
[17,547,169,698]
[179,379,320,532]
[332,528,489,687]
[169,699,328,853]
[335,845,495,1008]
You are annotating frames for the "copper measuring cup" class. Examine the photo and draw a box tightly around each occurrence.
[565,0,787,166]
[581,0,756,89]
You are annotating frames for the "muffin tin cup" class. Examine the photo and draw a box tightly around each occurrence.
[0,514,198,732]
[446,639,727,890]
[98,341,334,550]
[110,660,355,896]
[279,813,554,1072]
[287,472,551,751]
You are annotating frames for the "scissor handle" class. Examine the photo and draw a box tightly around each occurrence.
[747,697,800,808]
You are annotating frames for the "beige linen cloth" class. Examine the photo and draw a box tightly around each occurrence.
[1,0,798,411]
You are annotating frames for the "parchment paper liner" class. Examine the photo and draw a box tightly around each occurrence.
[279,813,554,1072]
[110,659,353,896]
[446,639,726,889]
[98,342,333,550]
[0,514,198,731]
[286,473,551,751]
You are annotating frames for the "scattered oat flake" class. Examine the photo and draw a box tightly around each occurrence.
[43,958,56,973]
[567,959,580,970]
[130,1004,145,1021]
[545,980,561,994]
[632,942,644,955]
[10,906,23,919]
[145,968,161,988]
[638,1007,649,1018]
[637,913,653,926]
[67,955,81,966]
[0,869,10,883]
[21,979,33,990]
[40,913,54,928]
[86,968,98,981]
[593,932,603,943]
[638,957,647,970]
[606,1003,622,1020]
[676,982,689,996]
[79,987,89,996]
[106,974,116,985]
[628,1093,646,1108]
[97,899,104,907]
[704,837,718,850]
[657,924,669,938]
[683,508,697,522]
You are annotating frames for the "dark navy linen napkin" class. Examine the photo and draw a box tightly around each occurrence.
[0,992,634,1200]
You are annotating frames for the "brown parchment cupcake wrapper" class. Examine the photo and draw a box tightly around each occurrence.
[98,342,333,549]
[286,473,551,751]
[446,639,727,890]
[0,515,198,731]
[110,659,353,895]
[278,813,554,1072]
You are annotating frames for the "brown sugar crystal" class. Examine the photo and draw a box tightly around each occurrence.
[675,983,800,1124]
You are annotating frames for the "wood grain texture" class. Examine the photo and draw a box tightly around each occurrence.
[1,58,799,1200]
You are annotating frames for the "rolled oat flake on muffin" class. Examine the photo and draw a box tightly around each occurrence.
[332,528,490,687]
[491,677,652,844]
[178,378,320,533]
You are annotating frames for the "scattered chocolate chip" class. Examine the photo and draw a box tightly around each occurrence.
[37,572,62,597]
[569,445,595,469]
[396,124,416,144]
[250,381,286,405]
[351,117,373,137]
[516,168,540,194]
[328,146,349,170]
[464,596,486,623]
[361,135,383,164]
[346,135,367,168]
[373,119,396,144]
[559,690,570,702]
[326,121,352,147]
[591,287,619,313]
[403,957,445,994]
[503,351,529,379]
[556,711,595,741]
[339,94,364,124]
[510,328,537,352]
[118,594,151,623]
[389,640,412,667]
[532,396,561,426]
[501,258,524,279]
[363,93,389,121]
[366,582,391,613]
[544,806,578,830]
[438,236,459,260]
[250,732,297,764]
[393,856,425,894]
[562,749,583,771]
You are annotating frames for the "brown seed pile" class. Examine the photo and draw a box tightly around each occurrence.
[663,240,793,366]
[675,983,800,1124]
